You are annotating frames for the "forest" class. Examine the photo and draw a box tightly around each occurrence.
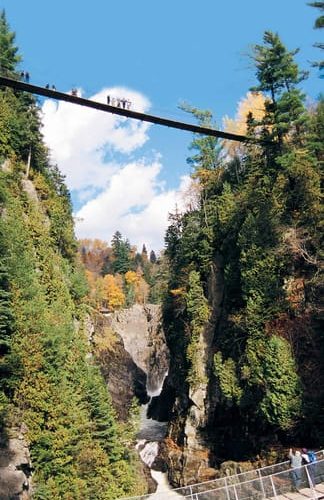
[0,2,323,499]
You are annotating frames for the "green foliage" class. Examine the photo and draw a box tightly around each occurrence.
[0,167,143,497]
[185,271,210,386]
[111,231,132,274]
[179,102,223,171]
[0,10,21,75]
[244,336,302,430]
[213,352,243,403]
[251,31,309,148]
[164,32,324,453]
[308,2,324,68]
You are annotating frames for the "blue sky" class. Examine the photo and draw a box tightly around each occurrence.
[2,0,323,250]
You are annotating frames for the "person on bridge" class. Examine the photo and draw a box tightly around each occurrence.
[289,448,302,491]
[302,448,317,486]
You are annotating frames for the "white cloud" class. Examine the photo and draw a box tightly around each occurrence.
[42,86,151,190]
[41,85,190,250]
[75,163,190,251]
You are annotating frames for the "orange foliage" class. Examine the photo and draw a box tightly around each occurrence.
[78,238,112,276]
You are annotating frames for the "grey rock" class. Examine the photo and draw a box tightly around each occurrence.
[0,428,31,499]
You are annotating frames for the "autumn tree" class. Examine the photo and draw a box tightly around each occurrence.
[223,91,266,157]
[102,274,125,311]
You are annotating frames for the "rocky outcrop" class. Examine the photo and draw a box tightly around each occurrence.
[92,304,170,494]
[92,304,169,419]
[0,426,32,499]
[161,257,225,486]
[91,312,148,420]
[109,304,169,396]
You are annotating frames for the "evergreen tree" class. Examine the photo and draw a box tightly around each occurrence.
[111,231,131,274]
[141,244,148,262]
[149,249,157,264]
[308,1,324,69]
[179,102,223,172]
[0,10,21,75]
[251,31,309,148]
[163,31,324,456]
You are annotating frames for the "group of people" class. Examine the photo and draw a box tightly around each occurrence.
[106,95,131,110]
[45,83,56,91]
[289,448,317,491]
[16,76,130,110]
[20,71,30,83]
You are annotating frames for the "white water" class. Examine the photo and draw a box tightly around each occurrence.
[137,403,168,441]
[149,471,182,499]
[136,376,175,496]
[146,371,168,398]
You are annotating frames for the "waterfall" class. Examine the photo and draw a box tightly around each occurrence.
[136,375,175,496]
[106,304,173,494]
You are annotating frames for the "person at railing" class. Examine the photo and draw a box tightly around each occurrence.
[302,448,317,486]
[289,448,302,491]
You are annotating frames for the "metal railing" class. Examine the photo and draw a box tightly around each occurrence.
[180,458,324,500]
[120,451,324,500]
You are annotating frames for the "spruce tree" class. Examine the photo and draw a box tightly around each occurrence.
[149,249,157,264]
[0,10,21,75]
[111,231,131,274]
[308,2,324,69]
[251,31,309,148]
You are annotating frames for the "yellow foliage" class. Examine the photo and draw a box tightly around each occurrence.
[170,287,185,296]
[93,327,118,353]
[135,277,149,304]
[125,270,139,285]
[102,274,125,310]
[223,91,266,157]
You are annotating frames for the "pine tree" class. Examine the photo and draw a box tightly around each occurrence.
[251,31,309,148]
[308,2,324,69]
[141,244,148,262]
[149,249,157,264]
[111,231,131,274]
[0,10,21,75]
[179,102,223,172]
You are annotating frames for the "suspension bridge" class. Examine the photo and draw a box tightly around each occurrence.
[0,75,249,143]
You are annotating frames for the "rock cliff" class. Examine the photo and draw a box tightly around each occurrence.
[109,304,169,397]
[91,303,169,420]
[0,426,32,500]
[160,257,225,486]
